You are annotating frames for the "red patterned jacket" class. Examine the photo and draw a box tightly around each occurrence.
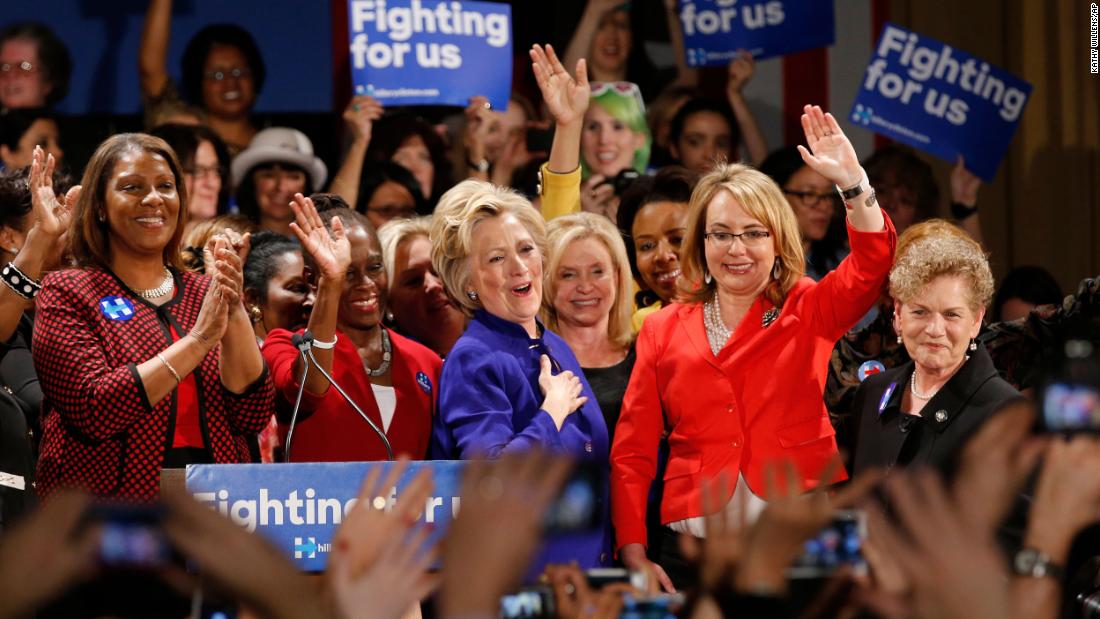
[33,267,274,501]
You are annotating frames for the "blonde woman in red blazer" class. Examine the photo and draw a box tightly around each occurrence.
[611,106,896,591]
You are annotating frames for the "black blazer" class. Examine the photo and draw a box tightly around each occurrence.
[850,344,1024,476]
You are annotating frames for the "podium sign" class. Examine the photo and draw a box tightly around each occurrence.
[186,461,466,572]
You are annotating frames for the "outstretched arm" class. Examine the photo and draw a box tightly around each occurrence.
[797,105,884,233]
[138,0,172,99]
[329,95,384,207]
[0,147,76,343]
[726,51,768,165]
[562,0,622,82]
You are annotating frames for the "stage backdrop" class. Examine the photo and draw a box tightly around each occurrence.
[1,0,333,115]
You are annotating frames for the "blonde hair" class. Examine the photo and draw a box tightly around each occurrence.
[894,218,969,265]
[542,213,634,348]
[678,163,805,307]
[378,216,432,292]
[889,222,994,311]
[181,214,256,271]
[430,180,546,317]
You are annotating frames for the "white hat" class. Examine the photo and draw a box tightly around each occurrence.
[231,127,328,189]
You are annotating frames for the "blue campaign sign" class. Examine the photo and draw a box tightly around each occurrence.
[850,24,1032,181]
[186,461,466,572]
[347,0,513,109]
[678,0,835,66]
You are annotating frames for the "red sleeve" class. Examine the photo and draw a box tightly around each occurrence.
[610,316,666,550]
[32,273,151,442]
[799,211,897,341]
[261,328,325,418]
[221,362,276,435]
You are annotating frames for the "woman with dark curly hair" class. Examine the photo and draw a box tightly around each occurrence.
[140,0,266,154]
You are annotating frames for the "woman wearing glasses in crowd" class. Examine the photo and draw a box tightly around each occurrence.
[355,162,425,230]
[610,106,896,591]
[150,123,231,234]
[32,134,273,500]
[140,0,265,154]
[0,23,71,112]
[262,195,440,462]
[759,145,847,281]
[429,179,609,569]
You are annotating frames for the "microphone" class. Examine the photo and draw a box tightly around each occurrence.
[283,332,313,461]
[299,330,395,461]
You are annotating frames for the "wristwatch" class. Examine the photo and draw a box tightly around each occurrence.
[1012,547,1064,579]
[836,176,869,201]
[467,157,490,173]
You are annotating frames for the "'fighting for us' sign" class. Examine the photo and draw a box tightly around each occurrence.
[677,0,835,66]
[347,0,513,109]
[850,23,1032,181]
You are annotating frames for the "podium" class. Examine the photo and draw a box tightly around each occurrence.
[179,461,467,571]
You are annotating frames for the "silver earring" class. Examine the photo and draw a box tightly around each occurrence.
[704,271,712,285]
[466,290,478,301]
[385,310,394,322]
[772,260,782,280]
[897,335,903,345]
[97,212,106,222]
[969,339,977,352]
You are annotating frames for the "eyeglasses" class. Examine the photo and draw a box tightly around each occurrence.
[703,229,771,249]
[204,67,251,81]
[589,81,645,111]
[783,188,838,210]
[184,164,224,180]
[0,61,36,75]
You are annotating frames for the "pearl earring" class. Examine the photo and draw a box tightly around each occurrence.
[897,335,903,345]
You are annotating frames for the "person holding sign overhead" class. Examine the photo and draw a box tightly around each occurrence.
[610,106,896,591]
[32,135,273,501]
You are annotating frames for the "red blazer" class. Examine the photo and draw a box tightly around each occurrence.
[610,217,896,549]
[33,268,273,501]
[264,328,440,461]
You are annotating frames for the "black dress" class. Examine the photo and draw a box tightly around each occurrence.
[850,343,1024,476]
[582,344,636,442]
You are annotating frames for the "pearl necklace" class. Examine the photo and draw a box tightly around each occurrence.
[703,293,730,356]
[363,329,393,377]
[134,267,174,299]
[909,371,937,400]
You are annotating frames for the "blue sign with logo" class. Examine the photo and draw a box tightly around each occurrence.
[347,0,513,109]
[850,23,1032,181]
[678,0,835,66]
[99,296,136,322]
[186,461,467,571]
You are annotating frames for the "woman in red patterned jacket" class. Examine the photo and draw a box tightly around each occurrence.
[32,133,273,501]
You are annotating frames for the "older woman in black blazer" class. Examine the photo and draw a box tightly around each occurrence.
[850,223,1023,474]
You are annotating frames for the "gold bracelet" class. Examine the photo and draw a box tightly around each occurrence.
[156,352,182,384]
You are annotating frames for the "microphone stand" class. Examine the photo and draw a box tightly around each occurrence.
[302,332,395,461]
[283,333,312,461]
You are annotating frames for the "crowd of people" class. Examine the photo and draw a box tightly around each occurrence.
[0,2,1098,618]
